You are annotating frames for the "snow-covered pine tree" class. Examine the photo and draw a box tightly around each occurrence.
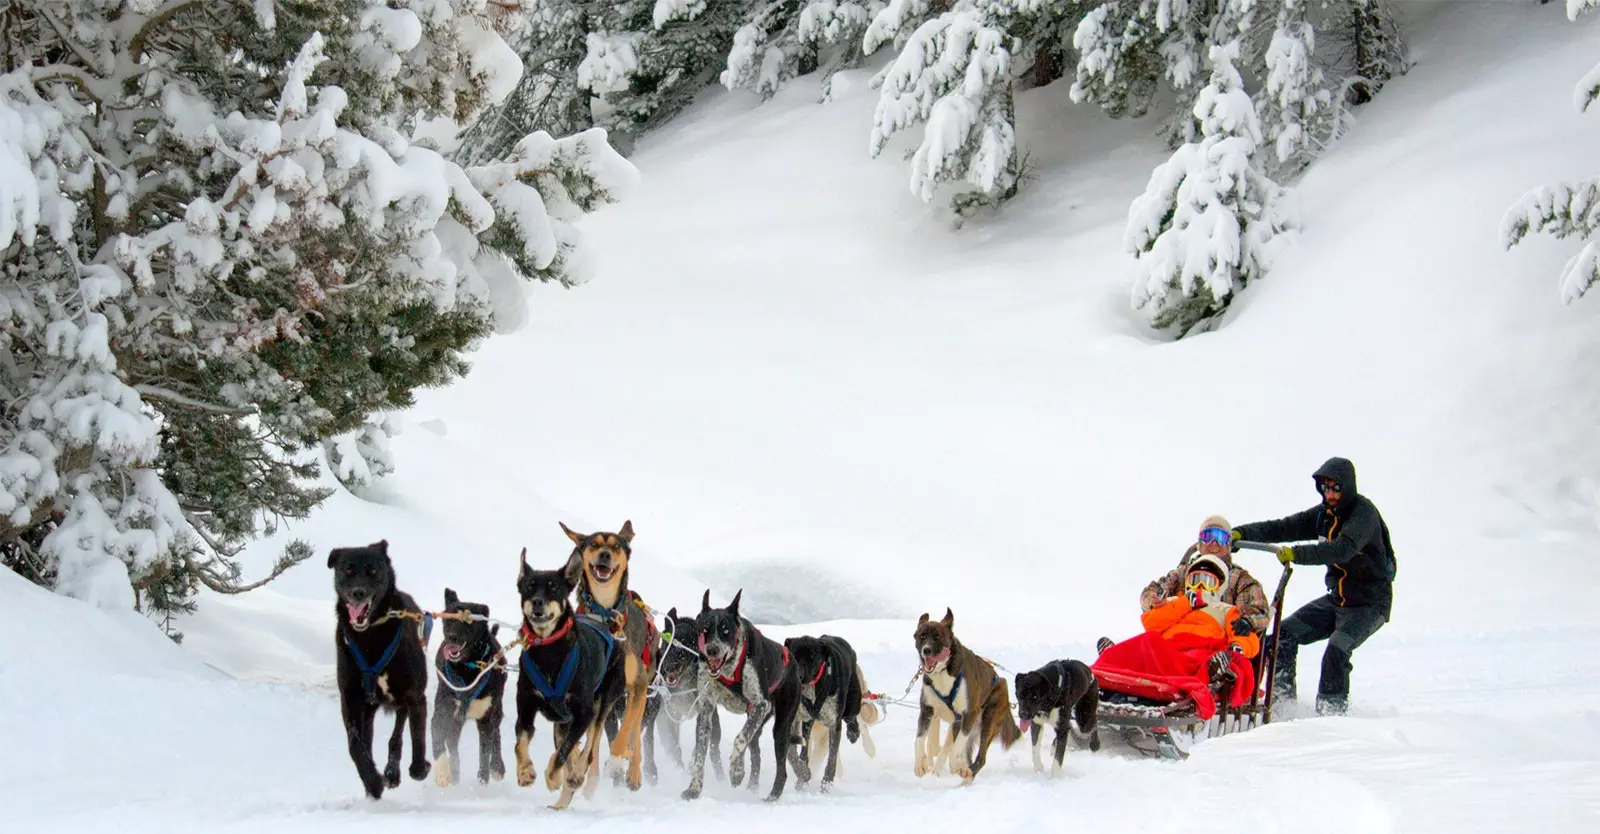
[1257,0,1339,178]
[0,1,638,624]
[1071,0,1213,128]
[1323,0,1406,106]
[1125,41,1298,336]
[456,0,602,166]
[721,1,885,100]
[588,0,752,151]
[869,4,1018,215]
[1502,0,1600,303]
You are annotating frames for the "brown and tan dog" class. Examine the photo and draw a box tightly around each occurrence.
[560,520,659,791]
[912,608,1021,783]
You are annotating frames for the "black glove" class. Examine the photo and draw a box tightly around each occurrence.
[1231,617,1252,637]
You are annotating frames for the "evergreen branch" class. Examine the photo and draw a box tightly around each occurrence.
[32,65,103,104]
[134,384,256,415]
[182,532,313,595]
[39,10,108,76]
[130,1,208,64]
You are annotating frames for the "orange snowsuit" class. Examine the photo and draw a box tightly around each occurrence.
[1140,596,1261,659]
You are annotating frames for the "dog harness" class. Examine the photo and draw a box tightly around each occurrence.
[925,667,965,712]
[343,624,405,701]
[699,631,789,696]
[519,617,616,704]
[800,661,830,718]
[439,646,500,706]
[577,587,660,668]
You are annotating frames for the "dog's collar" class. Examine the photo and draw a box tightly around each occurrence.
[806,661,827,688]
[522,615,574,647]
[707,632,750,687]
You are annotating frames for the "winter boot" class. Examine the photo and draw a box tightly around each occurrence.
[1096,637,1113,655]
[1315,695,1348,716]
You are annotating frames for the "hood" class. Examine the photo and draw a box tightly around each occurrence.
[1314,457,1358,499]
[1186,554,1230,584]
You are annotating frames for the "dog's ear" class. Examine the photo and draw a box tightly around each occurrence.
[728,589,742,619]
[518,547,531,582]
[700,589,711,614]
[559,521,584,545]
[490,623,499,638]
[941,608,954,629]
[561,549,584,586]
[667,606,678,621]
[917,612,929,627]
[618,520,635,545]
[444,587,459,607]
[326,548,340,569]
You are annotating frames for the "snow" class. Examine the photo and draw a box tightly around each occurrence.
[7,3,1600,832]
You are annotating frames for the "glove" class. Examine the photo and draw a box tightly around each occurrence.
[1231,616,1252,637]
[1231,529,1246,546]
[1275,544,1295,565]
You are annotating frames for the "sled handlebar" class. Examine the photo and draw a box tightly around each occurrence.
[1231,541,1282,554]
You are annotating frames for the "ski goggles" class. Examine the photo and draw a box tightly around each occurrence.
[1197,526,1232,547]
[1185,571,1223,592]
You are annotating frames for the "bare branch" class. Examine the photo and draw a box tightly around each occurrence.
[39,10,107,76]
[130,1,206,64]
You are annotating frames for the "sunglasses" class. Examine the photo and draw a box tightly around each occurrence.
[1316,478,1343,494]
[1197,526,1232,547]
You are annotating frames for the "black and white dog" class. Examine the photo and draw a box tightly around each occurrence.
[1013,659,1101,776]
[683,589,807,802]
[642,606,724,784]
[785,634,877,790]
[328,540,430,799]
[430,588,507,787]
[513,550,627,810]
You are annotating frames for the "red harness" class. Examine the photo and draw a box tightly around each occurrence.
[699,632,789,694]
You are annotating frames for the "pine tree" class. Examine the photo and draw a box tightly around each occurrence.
[868,4,1019,214]
[1502,0,1600,303]
[1323,0,1406,107]
[1125,41,1298,336]
[0,1,638,621]
[1257,0,1340,178]
[721,1,884,100]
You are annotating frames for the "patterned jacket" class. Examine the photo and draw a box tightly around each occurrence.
[1140,560,1272,635]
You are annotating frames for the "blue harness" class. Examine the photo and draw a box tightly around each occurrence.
[926,668,965,711]
[439,654,498,705]
[343,625,404,701]
[520,618,616,702]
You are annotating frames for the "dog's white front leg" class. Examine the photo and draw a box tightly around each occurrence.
[1030,726,1045,774]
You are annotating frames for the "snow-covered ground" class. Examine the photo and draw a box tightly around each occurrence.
[6,2,1600,831]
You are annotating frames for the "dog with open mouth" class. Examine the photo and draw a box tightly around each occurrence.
[1014,658,1100,776]
[512,549,627,810]
[682,589,807,803]
[429,588,508,787]
[785,634,878,791]
[642,606,725,784]
[560,520,660,791]
[328,540,431,799]
[912,608,1021,783]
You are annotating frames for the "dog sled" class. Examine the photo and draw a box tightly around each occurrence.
[1092,542,1293,760]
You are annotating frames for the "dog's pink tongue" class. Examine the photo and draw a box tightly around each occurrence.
[1020,720,1032,733]
[443,644,463,661]
[348,601,370,623]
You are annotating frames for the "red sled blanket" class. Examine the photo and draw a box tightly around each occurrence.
[1090,631,1256,720]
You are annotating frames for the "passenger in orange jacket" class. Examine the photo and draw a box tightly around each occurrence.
[1091,553,1259,718]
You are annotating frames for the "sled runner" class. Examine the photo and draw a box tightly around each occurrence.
[1091,542,1293,760]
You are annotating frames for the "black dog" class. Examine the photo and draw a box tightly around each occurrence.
[683,589,806,802]
[786,634,876,790]
[329,540,430,799]
[513,549,627,810]
[1013,659,1101,776]
[430,588,507,787]
[640,606,724,784]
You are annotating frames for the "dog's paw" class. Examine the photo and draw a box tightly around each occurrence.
[544,761,563,793]
[383,763,402,789]
[914,754,930,777]
[409,759,430,782]
[682,785,702,801]
[361,772,386,800]
[846,722,860,743]
[952,764,974,781]
[434,755,453,788]
[729,761,746,788]
[516,760,537,787]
